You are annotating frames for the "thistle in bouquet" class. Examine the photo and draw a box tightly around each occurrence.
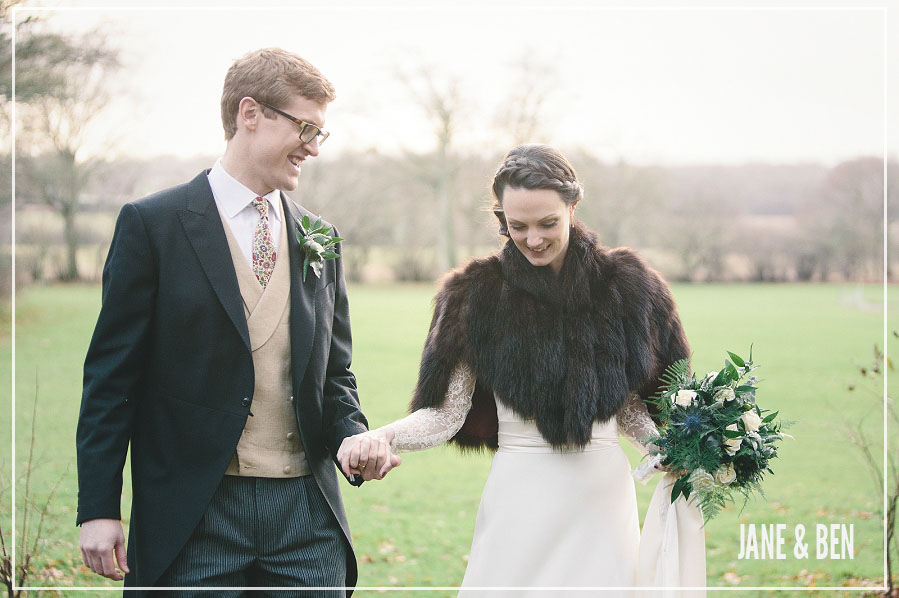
[645,348,787,521]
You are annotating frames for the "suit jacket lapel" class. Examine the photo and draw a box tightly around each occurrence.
[177,171,251,351]
[282,194,320,391]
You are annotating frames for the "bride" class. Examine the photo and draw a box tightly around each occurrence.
[339,144,705,596]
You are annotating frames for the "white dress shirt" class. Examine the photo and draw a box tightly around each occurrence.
[207,159,283,268]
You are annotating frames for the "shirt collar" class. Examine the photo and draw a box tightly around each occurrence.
[208,159,283,223]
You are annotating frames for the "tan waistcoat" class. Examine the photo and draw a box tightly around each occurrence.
[219,208,310,478]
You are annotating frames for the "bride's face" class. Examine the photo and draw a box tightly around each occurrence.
[502,187,575,274]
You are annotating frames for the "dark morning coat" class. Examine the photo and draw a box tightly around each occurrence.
[75,171,368,594]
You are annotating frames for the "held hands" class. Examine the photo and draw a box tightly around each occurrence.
[337,427,401,481]
[80,518,130,581]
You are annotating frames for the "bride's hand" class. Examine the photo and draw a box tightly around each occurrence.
[654,459,687,477]
[648,447,686,477]
[338,428,400,481]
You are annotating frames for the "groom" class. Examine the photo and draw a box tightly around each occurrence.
[76,48,398,595]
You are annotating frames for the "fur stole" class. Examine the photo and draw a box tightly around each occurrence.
[410,221,690,451]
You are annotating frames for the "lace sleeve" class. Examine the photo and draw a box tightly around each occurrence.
[384,362,476,453]
[617,392,660,456]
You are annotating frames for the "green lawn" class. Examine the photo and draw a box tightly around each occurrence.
[3,282,896,597]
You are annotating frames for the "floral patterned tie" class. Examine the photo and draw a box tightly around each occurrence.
[251,197,276,287]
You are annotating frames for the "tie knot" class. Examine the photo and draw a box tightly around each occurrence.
[252,197,269,218]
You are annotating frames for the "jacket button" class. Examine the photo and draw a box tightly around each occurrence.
[242,397,250,407]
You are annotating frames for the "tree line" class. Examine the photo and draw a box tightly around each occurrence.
[9,150,897,289]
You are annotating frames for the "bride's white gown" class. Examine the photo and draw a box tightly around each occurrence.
[385,364,706,597]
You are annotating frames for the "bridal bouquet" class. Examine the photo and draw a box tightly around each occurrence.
[644,349,786,521]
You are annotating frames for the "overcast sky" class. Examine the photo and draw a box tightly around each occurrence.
[12,0,898,166]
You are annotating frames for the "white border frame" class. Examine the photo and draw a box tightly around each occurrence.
[8,3,891,593]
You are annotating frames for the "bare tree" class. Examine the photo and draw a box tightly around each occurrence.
[0,377,63,597]
[573,153,667,250]
[493,49,561,147]
[11,18,120,281]
[453,153,500,257]
[395,63,463,272]
[0,0,26,298]
[798,157,890,282]
[886,159,899,280]
[843,336,899,595]
[291,151,413,281]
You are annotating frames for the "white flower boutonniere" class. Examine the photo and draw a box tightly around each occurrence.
[295,215,344,282]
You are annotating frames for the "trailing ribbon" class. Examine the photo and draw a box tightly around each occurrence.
[636,473,707,598]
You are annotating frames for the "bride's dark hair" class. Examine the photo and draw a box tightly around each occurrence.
[491,144,583,236]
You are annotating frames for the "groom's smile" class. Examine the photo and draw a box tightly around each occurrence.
[252,94,326,194]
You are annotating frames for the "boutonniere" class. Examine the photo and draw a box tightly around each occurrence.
[295,215,344,282]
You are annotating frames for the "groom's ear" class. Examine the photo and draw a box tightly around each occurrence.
[237,97,260,132]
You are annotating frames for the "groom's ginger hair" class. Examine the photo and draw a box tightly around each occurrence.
[221,48,336,140]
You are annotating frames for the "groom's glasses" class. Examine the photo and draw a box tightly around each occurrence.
[258,101,330,145]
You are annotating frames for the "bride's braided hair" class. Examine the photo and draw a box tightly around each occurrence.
[491,144,583,236]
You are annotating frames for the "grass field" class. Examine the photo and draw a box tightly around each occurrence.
[2,282,896,597]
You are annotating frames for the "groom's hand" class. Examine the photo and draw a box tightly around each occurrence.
[80,518,129,580]
[338,428,401,481]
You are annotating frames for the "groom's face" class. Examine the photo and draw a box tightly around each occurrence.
[249,94,327,194]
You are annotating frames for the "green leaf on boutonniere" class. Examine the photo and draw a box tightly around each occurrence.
[295,214,345,282]
[302,254,311,283]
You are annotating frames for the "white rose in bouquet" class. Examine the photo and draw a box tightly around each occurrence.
[715,463,737,485]
[673,389,697,407]
[714,387,735,403]
[723,423,743,455]
[741,410,762,433]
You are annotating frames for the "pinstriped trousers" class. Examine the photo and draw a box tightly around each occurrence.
[156,475,347,597]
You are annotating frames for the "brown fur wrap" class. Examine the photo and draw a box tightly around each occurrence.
[410,222,690,451]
